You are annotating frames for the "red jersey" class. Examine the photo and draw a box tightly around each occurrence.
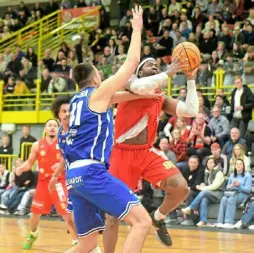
[37,138,64,181]
[114,97,164,146]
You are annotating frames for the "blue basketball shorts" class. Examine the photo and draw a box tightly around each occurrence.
[66,197,73,213]
[66,163,140,238]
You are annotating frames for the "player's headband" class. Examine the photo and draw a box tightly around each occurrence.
[135,57,156,76]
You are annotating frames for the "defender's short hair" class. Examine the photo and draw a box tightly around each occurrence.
[73,63,95,88]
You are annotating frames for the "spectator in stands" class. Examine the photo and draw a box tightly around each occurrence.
[4,76,15,94]
[216,41,226,60]
[19,125,37,158]
[222,128,247,160]
[0,53,7,76]
[19,1,30,17]
[0,164,9,197]
[197,96,210,119]
[46,0,59,14]
[177,87,187,102]
[173,30,186,47]
[199,31,216,55]
[158,138,177,165]
[55,58,71,77]
[59,0,72,9]
[155,30,173,57]
[0,135,13,156]
[196,0,209,12]
[182,156,225,227]
[207,0,223,16]
[180,155,205,225]
[168,0,182,16]
[114,45,126,68]
[40,68,52,92]
[232,0,245,22]
[203,142,229,176]
[6,54,23,76]
[229,76,254,137]
[215,89,230,106]
[48,72,67,93]
[234,198,254,230]
[217,158,252,229]
[214,95,231,118]
[18,10,28,26]
[26,47,37,68]
[103,46,115,65]
[192,6,206,32]
[209,106,229,147]
[58,41,70,58]
[219,26,232,51]
[169,128,187,164]
[0,158,34,214]
[14,76,29,95]
[99,57,112,79]
[142,45,154,59]
[42,49,55,72]
[229,144,251,173]
[243,46,254,84]
[187,113,212,161]
[180,21,191,40]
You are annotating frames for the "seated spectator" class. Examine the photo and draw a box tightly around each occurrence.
[14,76,29,95]
[214,95,231,118]
[26,47,37,68]
[169,128,187,164]
[168,0,182,16]
[40,68,52,92]
[114,45,126,69]
[103,46,115,65]
[0,135,13,157]
[197,89,211,110]
[216,41,226,60]
[222,128,247,159]
[67,50,78,69]
[209,106,229,147]
[229,76,254,137]
[234,198,254,230]
[187,113,212,161]
[58,41,70,58]
[195,0,209,13]
[217,158,252,229]
[164,116,191,139]
[99,57,112,79]
[0,164,9,197]
[215,89,230,106]
[6,54,23,76]
[0,158,34,214]
[48,72,67,93]
[177,87,187,102]
[207,0,224,16]
[232,0,244,22]
[55,58,71,77]
[4,76,15,94]
[182,156,225,227]
[229,144,251,172]
[155,30,173,57]
[203,142,229,176]
[173,30,186,48]
[158,138,177,165]
[42,49,55,72]
[0,53,7,75]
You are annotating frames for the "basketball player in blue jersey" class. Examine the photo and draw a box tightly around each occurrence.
[55,6,154,253]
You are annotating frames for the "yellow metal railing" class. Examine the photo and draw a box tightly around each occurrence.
[21,142,33,161]
[0,155,18,172]
[0,10,60,54]
[38,6,100,60]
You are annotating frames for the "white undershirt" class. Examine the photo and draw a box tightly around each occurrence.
[233,87,243,118]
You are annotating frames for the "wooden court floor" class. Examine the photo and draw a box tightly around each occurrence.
[0,217,253,253]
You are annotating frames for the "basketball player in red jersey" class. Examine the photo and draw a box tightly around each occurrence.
[103,58,199,251]
[16,119,77,250]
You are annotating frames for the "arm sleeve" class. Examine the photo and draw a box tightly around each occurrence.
[201,171,225,191]
[129,72,168,95]
[176,80,199,118]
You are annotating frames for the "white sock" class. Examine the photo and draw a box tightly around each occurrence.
[91,246,102,253]
[154,209,166,221]
[31,230,38,237]
[72,239,78,246]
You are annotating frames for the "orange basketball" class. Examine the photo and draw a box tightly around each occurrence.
[171,42,201,72]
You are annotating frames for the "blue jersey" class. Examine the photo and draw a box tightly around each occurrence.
[58,126,70,169]
[63,87,114,168]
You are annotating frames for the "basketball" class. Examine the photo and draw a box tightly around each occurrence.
[171,42,201,72]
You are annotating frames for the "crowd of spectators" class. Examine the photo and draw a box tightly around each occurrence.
[0,0,253,229]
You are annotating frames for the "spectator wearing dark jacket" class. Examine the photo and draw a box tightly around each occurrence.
[229,76,254,137]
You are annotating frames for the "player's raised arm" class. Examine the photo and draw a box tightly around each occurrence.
[15,142,38,175]
[94,6,143,97]
[162,68,199,117]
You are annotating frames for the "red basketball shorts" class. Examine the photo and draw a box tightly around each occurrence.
[109,143,180,190]
[31,178,68,216]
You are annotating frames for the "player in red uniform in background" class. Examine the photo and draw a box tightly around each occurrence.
[103,58,199,252]
[16,119,77,249]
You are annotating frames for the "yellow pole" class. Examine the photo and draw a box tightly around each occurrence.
[220,69,224,90]
[0,80,3,121]
[35,79,41,122]
[167,77,172,96]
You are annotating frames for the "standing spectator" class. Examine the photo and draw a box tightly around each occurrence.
[0,164,10,197]
[209,106,229,147]
[19,125,37,158]
[222,128,247,159]
[217,159,252,229]
[182,156,225,227]
[229,76,254,137]
[187,113,212,161]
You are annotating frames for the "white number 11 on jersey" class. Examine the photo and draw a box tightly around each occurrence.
[70,101,83,126]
